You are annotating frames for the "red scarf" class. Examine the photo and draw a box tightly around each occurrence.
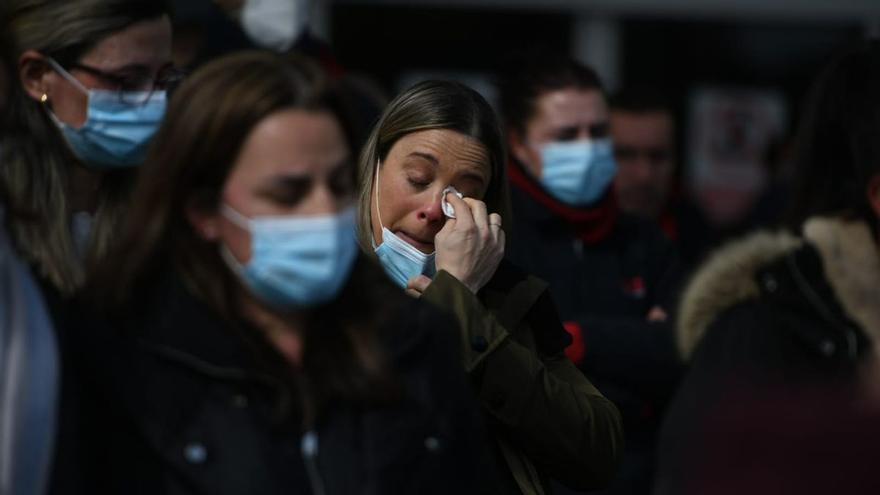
[508,159,619,245]
[659,209,678,241]
[658,185,685,241]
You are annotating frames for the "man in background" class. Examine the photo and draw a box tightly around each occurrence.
[611,89,714,266]
[611,90,676,224]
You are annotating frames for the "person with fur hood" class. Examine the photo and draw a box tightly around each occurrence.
[653,40,880,494]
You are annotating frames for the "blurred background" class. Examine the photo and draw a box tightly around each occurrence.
[174,0,880,255]
[326,0,880,260]
[327,0,879,245]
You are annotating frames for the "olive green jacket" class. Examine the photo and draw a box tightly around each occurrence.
[422,263,623,495]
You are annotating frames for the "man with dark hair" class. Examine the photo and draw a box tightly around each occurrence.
[610,88,718,266]
[610,89,676,223]
[500,54,683,495]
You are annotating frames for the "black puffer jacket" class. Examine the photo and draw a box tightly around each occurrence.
[69,262,496,495]
[655,217,879,494]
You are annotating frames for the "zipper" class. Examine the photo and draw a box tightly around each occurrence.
[301,430,326,495]
[572,238,584,261]
[785,253,860,361]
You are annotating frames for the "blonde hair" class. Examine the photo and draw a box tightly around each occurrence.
[2,0,171,295]
[356,80,510,253]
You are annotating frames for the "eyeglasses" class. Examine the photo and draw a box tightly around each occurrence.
[48,57,185,106]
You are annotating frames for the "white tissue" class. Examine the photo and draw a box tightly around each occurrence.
[441,186,463,218]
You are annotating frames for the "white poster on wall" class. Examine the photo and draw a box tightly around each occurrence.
[686,87,787,227]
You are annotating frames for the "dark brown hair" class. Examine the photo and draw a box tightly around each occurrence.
[0,13,14,137]
[611,86,673,115]
[787,40,880,229]
[498,53,605,135]
[92,51,398,422]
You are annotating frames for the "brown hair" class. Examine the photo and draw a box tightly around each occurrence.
[0,15,14,137]
[787,40,880,230]
[92,51,398,421]
[2,0,172,295]
[498,53,605,135]
[356,80,510,252]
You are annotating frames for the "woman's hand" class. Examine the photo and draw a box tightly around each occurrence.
[405,274,432,298]
[646,306,668,323]
[432,192,505,294]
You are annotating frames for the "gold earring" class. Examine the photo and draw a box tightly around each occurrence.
[40,94,48,103]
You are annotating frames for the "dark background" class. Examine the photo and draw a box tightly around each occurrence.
[331,3,864,131]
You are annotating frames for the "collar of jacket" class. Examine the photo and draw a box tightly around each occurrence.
[507,158,619,245]
[803,217,880,345]
[676,216,880,360]
[124,258,428,403]
[124,268,276,386]
[101,269,297,437]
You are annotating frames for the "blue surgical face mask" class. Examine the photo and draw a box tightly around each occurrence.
[539,138,618,206]
[371,161,436,288]
[373,228,437,289]
[220,205,358,309]
[45,58,166,169]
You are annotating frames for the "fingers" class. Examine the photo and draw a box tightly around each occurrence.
[496,229,506,255]
[406,274,432,296]
[435,214,456,242]
[488,212,502,230]
[444,192,473,229]
[463,197,489,234]
[491,214,504,244]
[646,306,668,323]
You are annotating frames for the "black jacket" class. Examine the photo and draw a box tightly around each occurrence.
[655,219,878,494]
[70,262,496,495]
[506,183,684,444]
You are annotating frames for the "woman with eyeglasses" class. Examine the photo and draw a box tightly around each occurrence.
[4,0,178,300]
[2,3,178,492]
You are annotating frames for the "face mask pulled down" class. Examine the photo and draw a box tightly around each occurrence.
[371,162,463,289]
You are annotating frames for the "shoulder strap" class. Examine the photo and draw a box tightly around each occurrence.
[493,275,547,333]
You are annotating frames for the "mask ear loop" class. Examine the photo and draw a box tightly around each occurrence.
[220,203,252,231]
[44,57,90,95]
[217,204,252,276]
[42,58,90,129]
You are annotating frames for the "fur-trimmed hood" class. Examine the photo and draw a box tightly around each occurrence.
[677,217,880,360]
